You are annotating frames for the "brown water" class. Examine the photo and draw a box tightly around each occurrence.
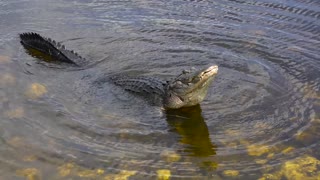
[1,0,320,179]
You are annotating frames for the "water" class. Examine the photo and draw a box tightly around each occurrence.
[1,0,319,179]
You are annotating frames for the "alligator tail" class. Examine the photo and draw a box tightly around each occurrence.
[19,32,85,65]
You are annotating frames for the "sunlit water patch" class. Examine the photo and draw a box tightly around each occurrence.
[0,0,319,179]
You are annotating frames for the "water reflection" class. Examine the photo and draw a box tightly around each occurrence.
[166,105,216,157]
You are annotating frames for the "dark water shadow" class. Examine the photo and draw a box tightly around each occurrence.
[165,105,216,157]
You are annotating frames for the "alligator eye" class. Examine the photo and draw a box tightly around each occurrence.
[182,70,189,74]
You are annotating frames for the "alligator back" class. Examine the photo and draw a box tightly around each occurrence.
[109,75,167,106]
[112,76,167,97]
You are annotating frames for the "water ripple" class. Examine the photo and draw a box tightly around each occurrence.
[0,0,320,179]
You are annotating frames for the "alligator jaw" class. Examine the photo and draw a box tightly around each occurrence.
[202,65,218,78]
[198,65,218,87]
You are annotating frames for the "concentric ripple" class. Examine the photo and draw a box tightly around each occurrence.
[0,0,319,179]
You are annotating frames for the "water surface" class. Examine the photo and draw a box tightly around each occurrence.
[0,0,320,179]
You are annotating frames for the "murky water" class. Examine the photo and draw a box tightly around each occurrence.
[1,0,320,179]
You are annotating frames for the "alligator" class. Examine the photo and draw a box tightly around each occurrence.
[19,32,218,109]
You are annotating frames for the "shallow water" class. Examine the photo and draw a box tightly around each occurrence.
[1,0,320,179]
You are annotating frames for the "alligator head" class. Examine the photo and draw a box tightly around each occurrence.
[164,65,218,109]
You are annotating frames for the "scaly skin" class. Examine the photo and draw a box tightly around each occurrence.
[19,32,218,109]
